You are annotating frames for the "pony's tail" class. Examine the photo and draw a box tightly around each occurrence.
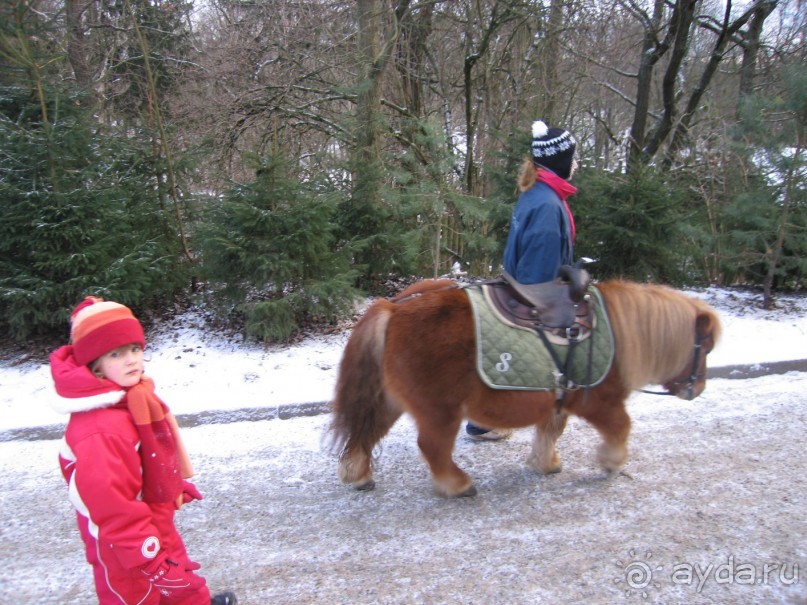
[327,299,396,486]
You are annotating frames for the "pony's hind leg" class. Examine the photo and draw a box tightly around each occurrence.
[336,397,403,491]
[527,410,568,474]
[339,447,384,490]
[416,418,476,497]
[338,448,375,490]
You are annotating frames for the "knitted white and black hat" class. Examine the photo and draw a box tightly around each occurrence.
[530,120,577,180]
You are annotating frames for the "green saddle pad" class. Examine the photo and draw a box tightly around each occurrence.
[465,284,614,391]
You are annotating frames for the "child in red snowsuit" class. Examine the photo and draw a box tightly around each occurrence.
[50,297,237,605]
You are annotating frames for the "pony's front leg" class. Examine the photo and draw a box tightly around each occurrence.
[416,420,476,497]
[527,411,568,474]
[578,401,631,473]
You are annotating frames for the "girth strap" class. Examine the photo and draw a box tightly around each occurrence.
[533,299,597,412]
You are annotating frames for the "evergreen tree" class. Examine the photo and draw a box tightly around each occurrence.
[573,167,692,284]
[389,117,498,278]
[725,62,807,305]
[101,0,194,121]
[199,154,359,343]
[0,3,187,340]
[0,85,187,339]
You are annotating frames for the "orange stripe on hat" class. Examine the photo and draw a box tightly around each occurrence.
[69,297,146,366]
[72,305,136,341]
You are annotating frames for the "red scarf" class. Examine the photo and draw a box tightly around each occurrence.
[127,377,194,505]
[537,169,578,242]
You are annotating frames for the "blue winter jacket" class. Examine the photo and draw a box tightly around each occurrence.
[503,181,573,284]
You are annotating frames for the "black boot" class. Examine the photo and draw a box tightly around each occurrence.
[211,592,238,605]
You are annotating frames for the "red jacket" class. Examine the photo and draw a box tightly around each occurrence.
[51,345,172,570]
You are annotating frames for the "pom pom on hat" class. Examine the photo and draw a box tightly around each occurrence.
[532,120,549,139]
[531,120,577,180]
[69,296,146,366]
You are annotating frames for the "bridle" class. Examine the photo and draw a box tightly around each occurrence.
[639,329,709,400]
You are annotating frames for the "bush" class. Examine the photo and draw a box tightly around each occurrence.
[198,154,360,342]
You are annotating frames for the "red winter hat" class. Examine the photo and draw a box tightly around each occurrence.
[69,296,146,366]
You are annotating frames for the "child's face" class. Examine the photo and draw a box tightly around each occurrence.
[93,343,144,387]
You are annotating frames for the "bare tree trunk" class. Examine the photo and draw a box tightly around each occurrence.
[351,0,411,279]
[463,0,514,194]
[663,1,775,166]
[354,0,411,170]
[396,2,433,119]
[354,0,384,207]
[642,0,697,160]
[538,0,564,122]
[626,0,668,171]
[737,1,778,112]
[65,0,95,93]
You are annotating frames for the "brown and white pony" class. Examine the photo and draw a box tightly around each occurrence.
[329,279,721,497]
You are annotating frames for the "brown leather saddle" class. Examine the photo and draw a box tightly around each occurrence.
[484,267,593,333]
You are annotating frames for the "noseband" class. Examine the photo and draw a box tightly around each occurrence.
[639,330,707,399]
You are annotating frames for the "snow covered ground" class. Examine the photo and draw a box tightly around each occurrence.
[0,285,806,604]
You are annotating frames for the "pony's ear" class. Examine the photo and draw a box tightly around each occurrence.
[695,311,721,349]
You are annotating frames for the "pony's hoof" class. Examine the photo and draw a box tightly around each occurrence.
[526,455,562,475]
[456,484,477,498]
[354,479,376,491]
[598,444,627,473]
[433,480,477,498]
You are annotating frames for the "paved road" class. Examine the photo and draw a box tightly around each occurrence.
[3,372,806,605]
[2,359,805,443]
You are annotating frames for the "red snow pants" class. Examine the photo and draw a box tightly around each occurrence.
[74,503,211,605]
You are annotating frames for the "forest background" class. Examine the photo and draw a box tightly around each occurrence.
[1,0,805,346]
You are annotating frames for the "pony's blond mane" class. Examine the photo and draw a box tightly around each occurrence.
[598,281,722,391]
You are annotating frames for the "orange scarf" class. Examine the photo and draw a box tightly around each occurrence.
[127,377,194,506]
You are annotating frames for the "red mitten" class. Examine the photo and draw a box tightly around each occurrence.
[184,559,202,572]
[181,480,203,504]
[177,553,202,571]
[141,551,206,598]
